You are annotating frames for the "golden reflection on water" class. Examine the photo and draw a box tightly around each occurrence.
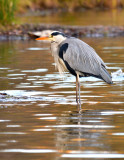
[0,37,124,160]
[17,10,124,26]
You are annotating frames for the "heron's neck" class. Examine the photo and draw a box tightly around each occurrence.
[58,37,67,44]
[52,37,67,45]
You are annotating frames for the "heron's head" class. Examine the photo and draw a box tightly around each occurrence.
[36,31,67,44]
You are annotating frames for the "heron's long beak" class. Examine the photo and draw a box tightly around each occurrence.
[36,37,50,41]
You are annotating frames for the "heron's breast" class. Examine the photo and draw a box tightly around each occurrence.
[51,43,68,74]
[58,58,68,73]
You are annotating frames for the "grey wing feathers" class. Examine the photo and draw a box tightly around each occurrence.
[60,38,112,84]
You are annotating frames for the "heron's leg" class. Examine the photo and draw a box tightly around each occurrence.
[76,76,79,104]
[76,73,82,111]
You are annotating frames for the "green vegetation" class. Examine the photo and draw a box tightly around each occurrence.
[0,0,124,25]
[0,0,17,25]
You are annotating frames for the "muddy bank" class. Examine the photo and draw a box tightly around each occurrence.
[0,24,124,40]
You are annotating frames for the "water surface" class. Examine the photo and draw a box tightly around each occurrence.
[0,37,124,160]
[17,10,124,26]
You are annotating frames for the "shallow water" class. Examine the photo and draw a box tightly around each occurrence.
[17,9,124,26]
[0,37,124,160]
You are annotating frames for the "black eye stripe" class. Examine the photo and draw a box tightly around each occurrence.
[51,32,65,36]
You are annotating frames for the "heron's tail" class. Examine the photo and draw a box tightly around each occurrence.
[100,66,113,84]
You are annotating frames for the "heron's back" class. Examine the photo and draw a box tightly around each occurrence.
[55,37,113,84]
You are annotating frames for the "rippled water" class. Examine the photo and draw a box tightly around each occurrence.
[0,37,124,160]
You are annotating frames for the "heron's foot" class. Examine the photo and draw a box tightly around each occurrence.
[76,101,82,114]
[79,104,82,113]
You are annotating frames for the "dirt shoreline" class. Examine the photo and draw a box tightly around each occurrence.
[0,24,124,40]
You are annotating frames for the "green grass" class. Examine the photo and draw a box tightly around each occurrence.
[0,0,124,25]
[0,0,17,25]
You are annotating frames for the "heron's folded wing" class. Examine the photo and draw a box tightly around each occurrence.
[62,38,105,76]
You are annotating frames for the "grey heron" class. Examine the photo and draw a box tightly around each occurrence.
[36,31,113,110]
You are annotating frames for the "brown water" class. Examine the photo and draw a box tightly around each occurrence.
[17,9,124,26]
[0,37,124,160]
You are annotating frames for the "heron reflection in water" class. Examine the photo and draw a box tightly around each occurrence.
[36,31,113,110]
